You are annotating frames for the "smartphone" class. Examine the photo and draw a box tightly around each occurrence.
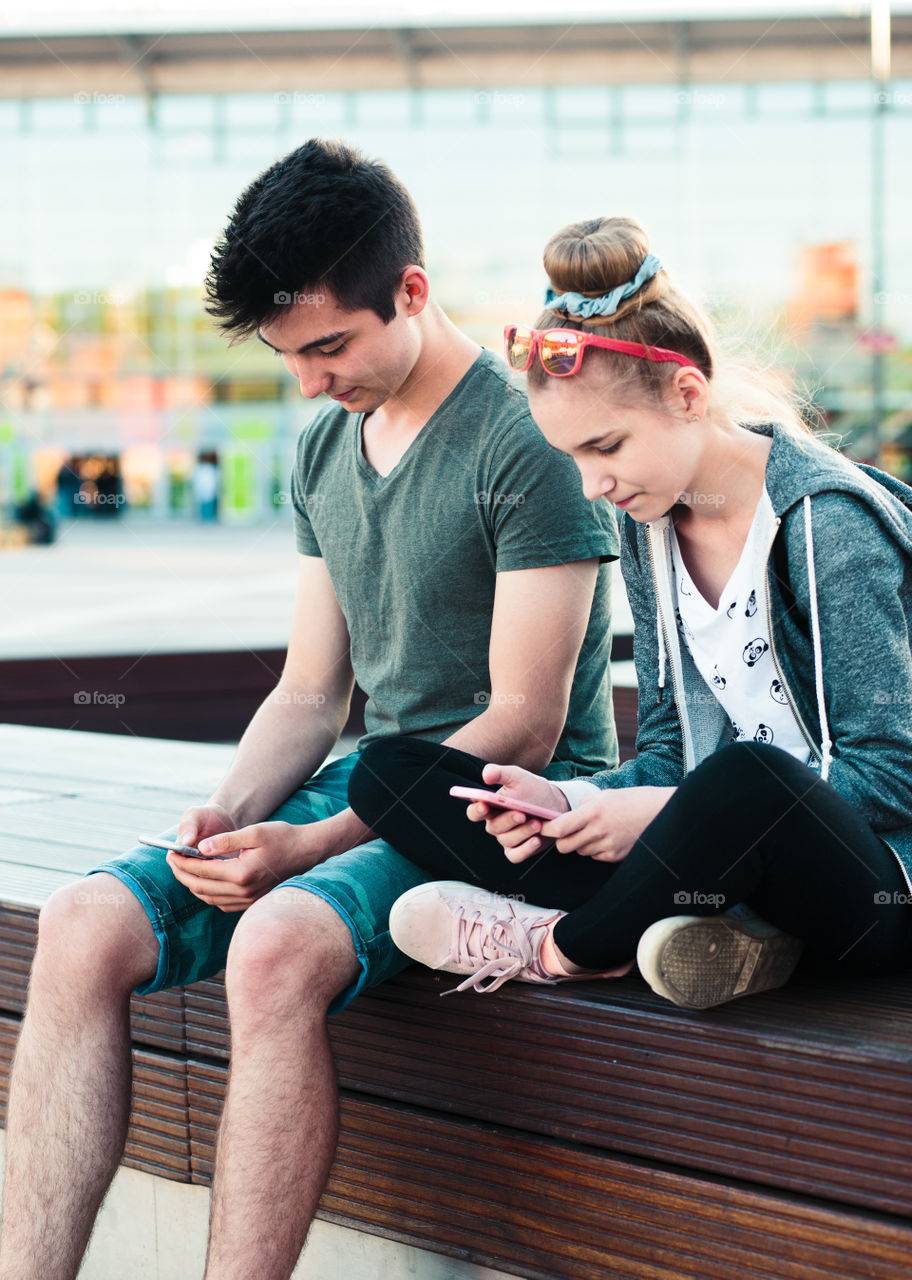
[448,786,563,822]
[138,835,213,859]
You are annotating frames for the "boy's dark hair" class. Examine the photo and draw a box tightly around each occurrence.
[205,138,425,341]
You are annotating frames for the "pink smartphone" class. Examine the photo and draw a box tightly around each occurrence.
[448,786,563,822]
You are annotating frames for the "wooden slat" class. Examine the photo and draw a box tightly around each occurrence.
[124,1049,191,1181]
[0,1015,191,1182]
[0,789,49,805]
[0,865,83,910]
[186,1058,912,1280]
[129,989,186,1055]
[1,721,911,1277]
[178,965,912,1217]
[0,724,236,789]
[0,797,188,840]
[0,651,285,744]
[0,910,38,1013]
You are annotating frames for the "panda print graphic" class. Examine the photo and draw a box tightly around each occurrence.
[670,496,812,769]
[742,637,769,667]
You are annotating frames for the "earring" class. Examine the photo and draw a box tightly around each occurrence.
[689,414,700,421]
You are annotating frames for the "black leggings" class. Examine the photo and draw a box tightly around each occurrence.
[348,738,912,980]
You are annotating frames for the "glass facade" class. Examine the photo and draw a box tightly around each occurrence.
[1,77,911,521]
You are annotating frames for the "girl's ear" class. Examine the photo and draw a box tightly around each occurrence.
[674,366,709,419]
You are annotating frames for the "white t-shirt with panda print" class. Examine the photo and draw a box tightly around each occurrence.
[670,486,811,764]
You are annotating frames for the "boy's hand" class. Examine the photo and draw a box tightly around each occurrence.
[166,819,326,912]
[176,803,238,851]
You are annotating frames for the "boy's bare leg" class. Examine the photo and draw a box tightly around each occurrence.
[0,875,159,1280]
[204,891,360,1280]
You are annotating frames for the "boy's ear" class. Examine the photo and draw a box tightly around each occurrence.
[400,265,430,315]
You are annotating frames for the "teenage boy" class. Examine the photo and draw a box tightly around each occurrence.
[0,139,618,1280]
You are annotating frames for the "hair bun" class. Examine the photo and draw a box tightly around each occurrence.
[543,216,650,298]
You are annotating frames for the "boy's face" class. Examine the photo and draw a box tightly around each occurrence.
[256,285,420,415]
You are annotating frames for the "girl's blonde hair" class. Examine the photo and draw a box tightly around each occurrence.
[529,215,811,437]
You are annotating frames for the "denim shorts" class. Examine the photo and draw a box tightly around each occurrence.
[86,753,429,1015]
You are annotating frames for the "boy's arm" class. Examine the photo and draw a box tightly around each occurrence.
[443,558,600,771]
[204,554,356,827]
[173,556,600,910]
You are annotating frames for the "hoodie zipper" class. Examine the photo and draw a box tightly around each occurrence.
[763,519,820,764]
[645,523,688,763]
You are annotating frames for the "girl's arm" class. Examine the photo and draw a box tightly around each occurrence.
[785,492,912,830]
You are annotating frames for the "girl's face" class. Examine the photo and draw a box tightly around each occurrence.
[528,371,704,522]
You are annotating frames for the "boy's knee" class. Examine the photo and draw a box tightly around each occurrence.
[226,890,360,1020]
[36,876,158,993]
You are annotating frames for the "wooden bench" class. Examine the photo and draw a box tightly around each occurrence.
[0,637,634,746]
[1,722,911,1279]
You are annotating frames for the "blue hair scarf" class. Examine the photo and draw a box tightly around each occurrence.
[544,254,663,320]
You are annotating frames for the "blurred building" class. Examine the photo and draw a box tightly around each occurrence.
[1,5,912,517]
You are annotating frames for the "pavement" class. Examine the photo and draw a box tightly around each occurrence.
[1,515,299,661]
[1,514,634,683]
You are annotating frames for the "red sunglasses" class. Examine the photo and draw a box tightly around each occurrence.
[504,325,695,377]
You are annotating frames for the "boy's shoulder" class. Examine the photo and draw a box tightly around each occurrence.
[448,347,535,430]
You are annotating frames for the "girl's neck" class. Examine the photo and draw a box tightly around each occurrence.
[673,420,772,537]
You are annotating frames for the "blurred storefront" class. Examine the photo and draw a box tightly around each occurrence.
[1,9,911,513]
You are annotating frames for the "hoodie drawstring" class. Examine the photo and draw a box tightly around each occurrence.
[803,495,833,780]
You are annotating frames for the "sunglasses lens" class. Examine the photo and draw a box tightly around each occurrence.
[540,332,581,375]
[506,327,533,370]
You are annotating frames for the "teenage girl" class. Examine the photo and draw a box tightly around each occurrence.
[347,215,912,1009]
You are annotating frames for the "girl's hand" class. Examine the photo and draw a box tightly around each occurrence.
[465,763,570,864]
[539,786,676,863]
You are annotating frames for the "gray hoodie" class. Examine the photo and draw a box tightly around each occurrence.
[585,422,912,888]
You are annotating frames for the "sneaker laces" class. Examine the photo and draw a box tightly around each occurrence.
[443,902,560,995]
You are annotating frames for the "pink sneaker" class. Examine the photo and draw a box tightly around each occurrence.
[389,885,622,993]
[389,880,566,994]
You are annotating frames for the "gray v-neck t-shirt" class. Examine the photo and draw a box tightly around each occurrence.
[290,348,619,773]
